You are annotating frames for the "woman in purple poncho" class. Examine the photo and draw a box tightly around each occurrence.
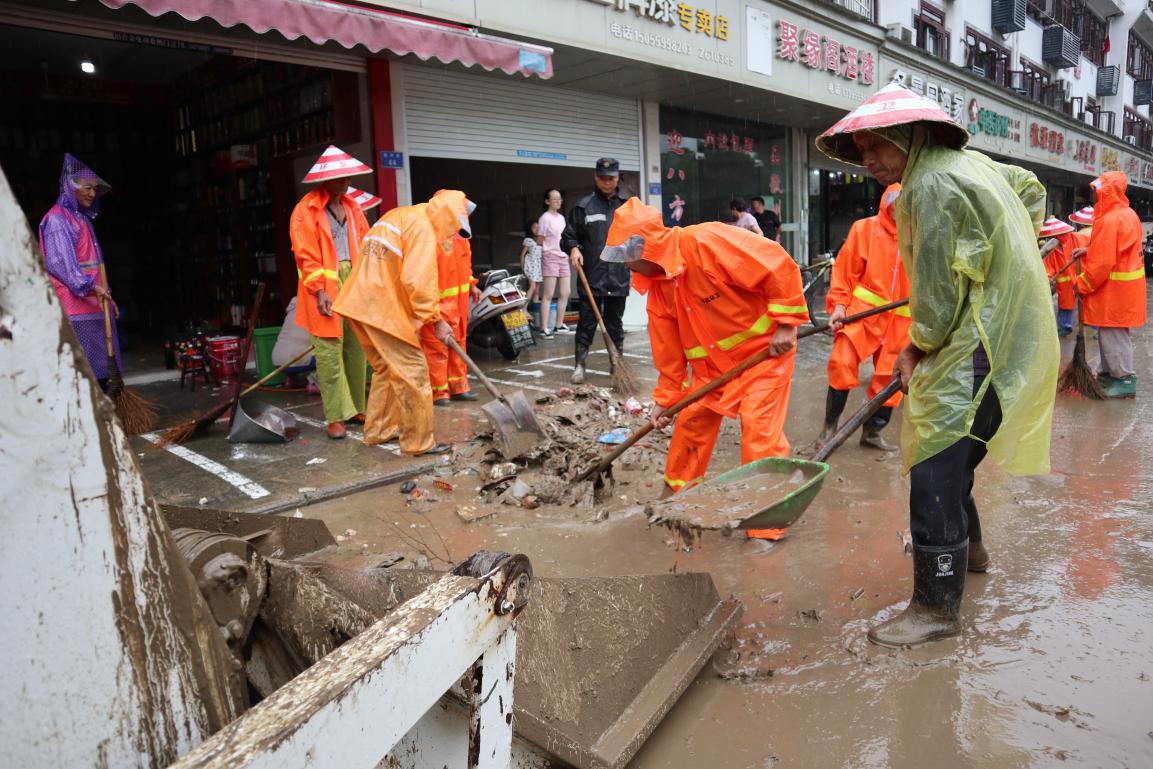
[39,154,119,389]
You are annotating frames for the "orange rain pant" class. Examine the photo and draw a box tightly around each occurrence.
[420,314,470,401]
[665,376,793,539]
[826,333,904,408]
[347,319,437,455]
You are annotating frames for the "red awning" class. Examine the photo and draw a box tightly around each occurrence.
[96,0,553,78]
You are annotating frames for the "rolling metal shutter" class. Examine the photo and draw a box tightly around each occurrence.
[400,63,641,170]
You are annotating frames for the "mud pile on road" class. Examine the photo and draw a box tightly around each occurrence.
[457,385,667,512]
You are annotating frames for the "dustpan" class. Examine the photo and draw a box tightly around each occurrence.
[227,398,298,443]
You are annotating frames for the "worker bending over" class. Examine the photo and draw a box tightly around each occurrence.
[333,189,475,455]
[818,83,1058,647]
[602,198,808,541]
[814,183,909,453]
[422,231,479,405]
[1072,172,1146,399]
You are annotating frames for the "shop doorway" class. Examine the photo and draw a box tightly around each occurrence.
[409,156,640,274]
[0,22,365,363]
[807,169,882,260]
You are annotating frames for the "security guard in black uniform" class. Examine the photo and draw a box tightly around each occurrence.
[561,157,630,383]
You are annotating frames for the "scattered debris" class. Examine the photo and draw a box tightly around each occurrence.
[456,505,498,523]
[198,497,208,505]
[343,528,357,537]
[434,479,454,492]
[597,427,631,444]
[306,457,326,465]
[521,495,540,509]
[399,481,417,494]
[798,608,822,622]
[850,587,865,601]
[900,528,913,554]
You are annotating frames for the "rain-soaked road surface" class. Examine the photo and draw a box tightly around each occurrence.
[292,320,1152,769]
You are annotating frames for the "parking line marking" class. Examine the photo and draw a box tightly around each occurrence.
[482,377,555,393]
[539,362,612,376]
[141,434,271,499]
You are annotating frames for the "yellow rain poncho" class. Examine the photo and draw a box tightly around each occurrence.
[894,132,1059,474]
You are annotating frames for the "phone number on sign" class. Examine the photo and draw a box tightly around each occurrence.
[609,22,735,67]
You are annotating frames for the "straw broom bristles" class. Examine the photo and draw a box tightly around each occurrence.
[607,335,642,397]
[1058,298,1105,400]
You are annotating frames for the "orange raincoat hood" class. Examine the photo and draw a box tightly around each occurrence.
[605,198,680,291]
[426,189,473,244]
[1092,171,1129,219]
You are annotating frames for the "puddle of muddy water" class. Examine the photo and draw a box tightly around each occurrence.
[292,330,1153,769]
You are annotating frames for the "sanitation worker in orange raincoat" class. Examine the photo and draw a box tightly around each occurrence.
[333,189,476,455]
[602,198,808,541]
[813,183,909,453]
[422,232,479,405]
[1072,171,1146,398]
[1038,216,1081,337]
[290,145,372,440]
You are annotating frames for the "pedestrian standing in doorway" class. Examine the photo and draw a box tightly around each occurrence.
[39,153,118,390]
[562,158,630,384]
[289,145,371,439]
[519,220,544,329]
[728,198,764,236]
[1072,172,1146,398]
[751,196,781,241]
[537,189,570,338]
[818,83,1059,648]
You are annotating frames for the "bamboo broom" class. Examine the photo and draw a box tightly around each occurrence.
[574,263,641,397]
[99,266,156,434]
[1057,255,1105,399]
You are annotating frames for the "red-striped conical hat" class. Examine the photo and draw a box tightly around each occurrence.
[1038,216,1074,238]
[1069,206,1094,226]
[816,83,969,165]
[348,187,382,210]
[302,145,372,183]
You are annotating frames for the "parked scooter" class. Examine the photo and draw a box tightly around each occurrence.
[467,269,535,360]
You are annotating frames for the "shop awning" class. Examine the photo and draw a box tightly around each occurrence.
[89,0,554,78]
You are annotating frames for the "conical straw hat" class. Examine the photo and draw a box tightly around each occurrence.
[1038,216,1074,238]
[348,187,382,210]
[1069,206,1094,226]
[302,145,372,183]
[816,83,969,165]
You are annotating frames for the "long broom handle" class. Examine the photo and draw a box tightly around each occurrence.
[226,284,266,429]
[577,298,909,481]
[812,377,903,463]
[575,263,612,341]
[238,347,312,397]
[99,264,114,356]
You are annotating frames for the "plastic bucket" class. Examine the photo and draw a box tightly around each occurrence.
[206,335,241,384]
[253,327,284,386]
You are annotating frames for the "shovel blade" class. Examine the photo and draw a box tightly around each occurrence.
[481,392,543,459]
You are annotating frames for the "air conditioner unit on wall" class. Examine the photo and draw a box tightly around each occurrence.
[1124,135,1137,145]
[1097,65,1120,96]
[992,0,1026,34]
[886,23,914,45]
[1042,25,1080,69]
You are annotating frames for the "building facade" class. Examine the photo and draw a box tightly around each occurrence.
[3,0,1151,335]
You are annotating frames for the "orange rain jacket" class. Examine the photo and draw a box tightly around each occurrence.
[1074,172,1147,328]
[825,183,910,364]
[1044,230,1085,311]
[436,234,477,326]
[606,198,808,416]
[290,188,370,338]
[333,190,472,346]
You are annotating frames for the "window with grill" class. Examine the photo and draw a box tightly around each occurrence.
[1019,57,1052,106]
[826,0,876,22]
[1124,107,1153,148]
[1078,11,1107,67]
[1128,34,1153,80]
[915,2,949,62]
[965,28,1012,87]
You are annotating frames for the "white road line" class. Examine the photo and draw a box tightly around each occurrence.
[293,414,402,455]
[483,377,555,393]
[539,362,612,376]
[141,434,271,499]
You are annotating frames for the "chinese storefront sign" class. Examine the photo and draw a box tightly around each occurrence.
[1143,162,1153,185]
[586,0,732,41]
[966,98,1020,142]
[777,18,873,85]
[888,68,964,122]
[1028,122,1065,155]
[1100,146,1120,172]
[1073,139,1097,168]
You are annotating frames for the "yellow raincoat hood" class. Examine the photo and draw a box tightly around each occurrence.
[894,130,1059,474]
[426,189,473,244]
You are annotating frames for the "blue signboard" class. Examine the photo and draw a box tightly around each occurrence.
[516,150,568,160]
[378,151,405,170]
[648,182,662,196]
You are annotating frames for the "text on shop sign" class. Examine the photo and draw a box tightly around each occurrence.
[777,19,873,85]
[889,69,964,122]
[1028,123,1066,155]
[586,0,731,40]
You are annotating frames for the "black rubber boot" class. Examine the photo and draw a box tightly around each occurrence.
[868,540,968,648]
[965,495,988,572]
[860,406,897,451]
[571,346,589,385]
[813,387,849,451]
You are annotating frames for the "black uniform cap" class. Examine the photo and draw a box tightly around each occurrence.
[595,157,620,177]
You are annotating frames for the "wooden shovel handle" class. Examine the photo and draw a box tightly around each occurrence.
[577,298,910,481]
[812,377,902,463]
[444,335,505,401]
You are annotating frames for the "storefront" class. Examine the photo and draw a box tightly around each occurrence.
[0,0,552,348]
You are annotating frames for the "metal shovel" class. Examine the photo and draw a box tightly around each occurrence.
[445,336,545,458]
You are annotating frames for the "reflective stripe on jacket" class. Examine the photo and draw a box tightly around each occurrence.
[1075,171,1147,328]
[291,188,369,338]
